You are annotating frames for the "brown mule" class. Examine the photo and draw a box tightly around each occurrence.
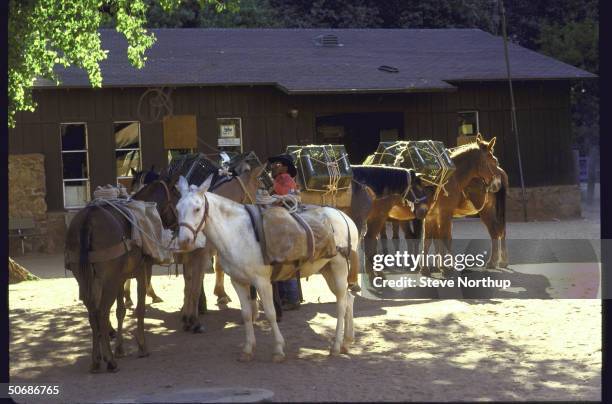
[65,179,180,373]
[420,134,502,277]
[381,164,508,269]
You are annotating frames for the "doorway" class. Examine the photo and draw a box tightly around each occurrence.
[315,112,404,165]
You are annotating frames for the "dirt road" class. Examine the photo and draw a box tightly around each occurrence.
[9,272,600,402]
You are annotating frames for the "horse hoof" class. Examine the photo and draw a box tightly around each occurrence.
[272,353,286,363]
[192,324,205,333]
[340,345,350,355]
[138,350,150,358]
[329,347,341,357]
[217,296,231,305]
[499,262,509,269]
[125,301,134,309]
[349,284,361,293]
[106,361,119,372]
[109,329,117,339]
[152,296,163,304]
[238,352,253,362]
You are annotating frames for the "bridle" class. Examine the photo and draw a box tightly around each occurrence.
[156,180,180,231]
[178,193,210,242]
[478,152,498,188]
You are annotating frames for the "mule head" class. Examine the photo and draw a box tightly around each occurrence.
[475,134,499,187]
[176,175,213,251]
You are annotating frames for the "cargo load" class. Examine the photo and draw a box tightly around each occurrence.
[286,144,353,208]
[366,140,455,190]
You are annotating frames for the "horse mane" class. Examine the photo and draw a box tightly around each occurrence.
[351,165,414,197]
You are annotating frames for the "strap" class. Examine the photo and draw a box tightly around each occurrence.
[244,204,269,265]
[290,212,315,261]
[65,238,132,264]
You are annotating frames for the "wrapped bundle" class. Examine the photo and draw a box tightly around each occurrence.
[286,145,352,192]
[367,140,456,189]
[167,153,221,186]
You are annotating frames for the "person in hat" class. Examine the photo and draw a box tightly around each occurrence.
[268,154,298,196]
[267,154,301,311]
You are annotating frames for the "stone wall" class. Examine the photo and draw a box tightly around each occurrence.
[506,185,581,222]
[8,154,66,254]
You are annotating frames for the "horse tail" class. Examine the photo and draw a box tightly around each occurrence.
[495,176,507,231]
[79,207,94,306]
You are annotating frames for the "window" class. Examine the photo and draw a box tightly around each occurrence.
[60,123,90,208]
[167,148,197,164]
[114,122,142,189]
[457,111,479,137]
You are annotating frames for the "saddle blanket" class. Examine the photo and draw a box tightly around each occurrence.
[245,205,338,274]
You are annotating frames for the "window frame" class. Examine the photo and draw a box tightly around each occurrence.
[457,110,480,137]
[59,122,90,209]
[114,121,143,186]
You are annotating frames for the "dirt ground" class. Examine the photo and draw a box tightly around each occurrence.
[9,272,601,402]
[9,190,601,402]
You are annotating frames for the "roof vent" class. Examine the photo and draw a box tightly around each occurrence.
[378,65,399,73]
[314,34,342,47]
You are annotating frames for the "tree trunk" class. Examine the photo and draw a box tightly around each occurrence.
[9,257,39,284]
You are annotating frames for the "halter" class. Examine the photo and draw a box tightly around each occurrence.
[400,169,428,211]
[179,193,210,242]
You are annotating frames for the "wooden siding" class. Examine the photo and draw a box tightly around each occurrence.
[9,81,574,211]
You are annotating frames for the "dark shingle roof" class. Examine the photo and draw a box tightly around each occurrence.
[35,28,596,93]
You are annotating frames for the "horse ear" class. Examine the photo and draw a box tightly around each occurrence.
[476,133,483,142]
[198,174,213,194]
[487,137,496,153]
[177,176,189,197]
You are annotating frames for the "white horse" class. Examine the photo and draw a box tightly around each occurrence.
[175,175,358,362]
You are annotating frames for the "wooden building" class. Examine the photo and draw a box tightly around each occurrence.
[8,29,596,252]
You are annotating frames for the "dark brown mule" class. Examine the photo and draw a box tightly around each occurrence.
[420,134,501,276]
[64,179,180,373]
[349,165,431,284]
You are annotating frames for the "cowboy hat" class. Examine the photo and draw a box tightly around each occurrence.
[268,154,297,178]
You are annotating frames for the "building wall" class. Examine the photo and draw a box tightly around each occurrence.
[9,81,575,212]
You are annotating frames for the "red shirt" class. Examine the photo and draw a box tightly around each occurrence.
[273,173,297,195]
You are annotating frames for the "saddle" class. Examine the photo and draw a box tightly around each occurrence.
[244,204,338,281]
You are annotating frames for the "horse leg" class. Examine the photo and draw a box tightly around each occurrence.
[231,279,257,362]
[146,265,163,303]
[499,235,509,268]
[181,258,194,330]
[214,255,231,305]
[135,263,149,357]
[438,217,454,278]
[271,283,282,322]
[190,259,206,333]
[380,220,390,254]
[198,283,207,315]
[98,276,120,372]
[320,257,349,356]
[114,285,126,358]
[253,277,286,362]
[365,216,387,284]
[124,279,133,309]
[420,219,435,277]
[392,220,401,252]
[87,304,103,373]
